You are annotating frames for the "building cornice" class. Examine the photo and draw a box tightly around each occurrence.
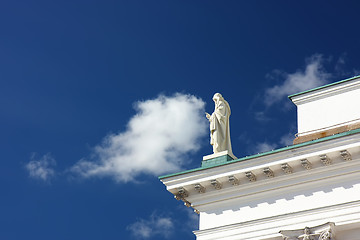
[288,75,360,103]
[160,130,360,214]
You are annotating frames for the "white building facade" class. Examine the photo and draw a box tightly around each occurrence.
[160,76,360,240]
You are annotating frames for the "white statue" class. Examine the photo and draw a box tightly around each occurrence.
[205,93,233,156]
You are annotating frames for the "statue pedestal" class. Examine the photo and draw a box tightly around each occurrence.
[201,150,237,168]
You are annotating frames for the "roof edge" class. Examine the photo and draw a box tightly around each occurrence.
[159,127,360,180]
[288,75,360,100]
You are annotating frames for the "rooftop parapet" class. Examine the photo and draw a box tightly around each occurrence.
[289,75,360,144]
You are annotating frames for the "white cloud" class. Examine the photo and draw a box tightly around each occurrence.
[264,54,330,106]
[253,142,277,154]
[279,131,295,146]
[353,69,360,76]
[254,111,271,122]
[127,213,174,239]
[25,153,56,181]
[70,93,207,183]
[252,131,295,154]
[183,207,199,230]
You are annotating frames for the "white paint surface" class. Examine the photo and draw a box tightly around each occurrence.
[291,77,360,136]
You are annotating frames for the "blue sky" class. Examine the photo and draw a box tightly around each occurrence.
[1,1,360,239]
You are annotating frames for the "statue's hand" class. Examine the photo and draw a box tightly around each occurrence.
[205,112,211,120]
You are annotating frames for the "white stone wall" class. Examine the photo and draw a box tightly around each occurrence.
[297,88,360,135]
[196,182,360,240]
[290,77,360,136]
[162,133,360,240]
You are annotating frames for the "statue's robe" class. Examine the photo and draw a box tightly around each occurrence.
[209,99,233,155]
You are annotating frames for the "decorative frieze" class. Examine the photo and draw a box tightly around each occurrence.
[177,148,355,198]
[263,167,274,178]
[340,150,351,161]
[279,222,335,240]
[301,159,312,170]
[245,171,256,182]
[281,163,293,174]
[194,183,206,193]
[228,175,240,185]
[320,154,332,166]
[210,179,222,190]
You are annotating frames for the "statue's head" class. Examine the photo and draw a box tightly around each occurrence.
[213,93,223,102]
[304,227,311,235]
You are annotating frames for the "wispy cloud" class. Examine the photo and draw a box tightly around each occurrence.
[183,207,199,230]
[70,93,207,183]
[127,213,174,239]
[333,53,360,77]
[127,208,198,239]
[25,153,56,182]
[254,111,271,122]
[264,54,330,106]
[252,142,277,154]
[249,54,332,152]
[251,130,295,155]
[279,132,295,146]
[353,69,360,76]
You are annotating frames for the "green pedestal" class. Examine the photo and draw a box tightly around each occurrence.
[201,154,236,168]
